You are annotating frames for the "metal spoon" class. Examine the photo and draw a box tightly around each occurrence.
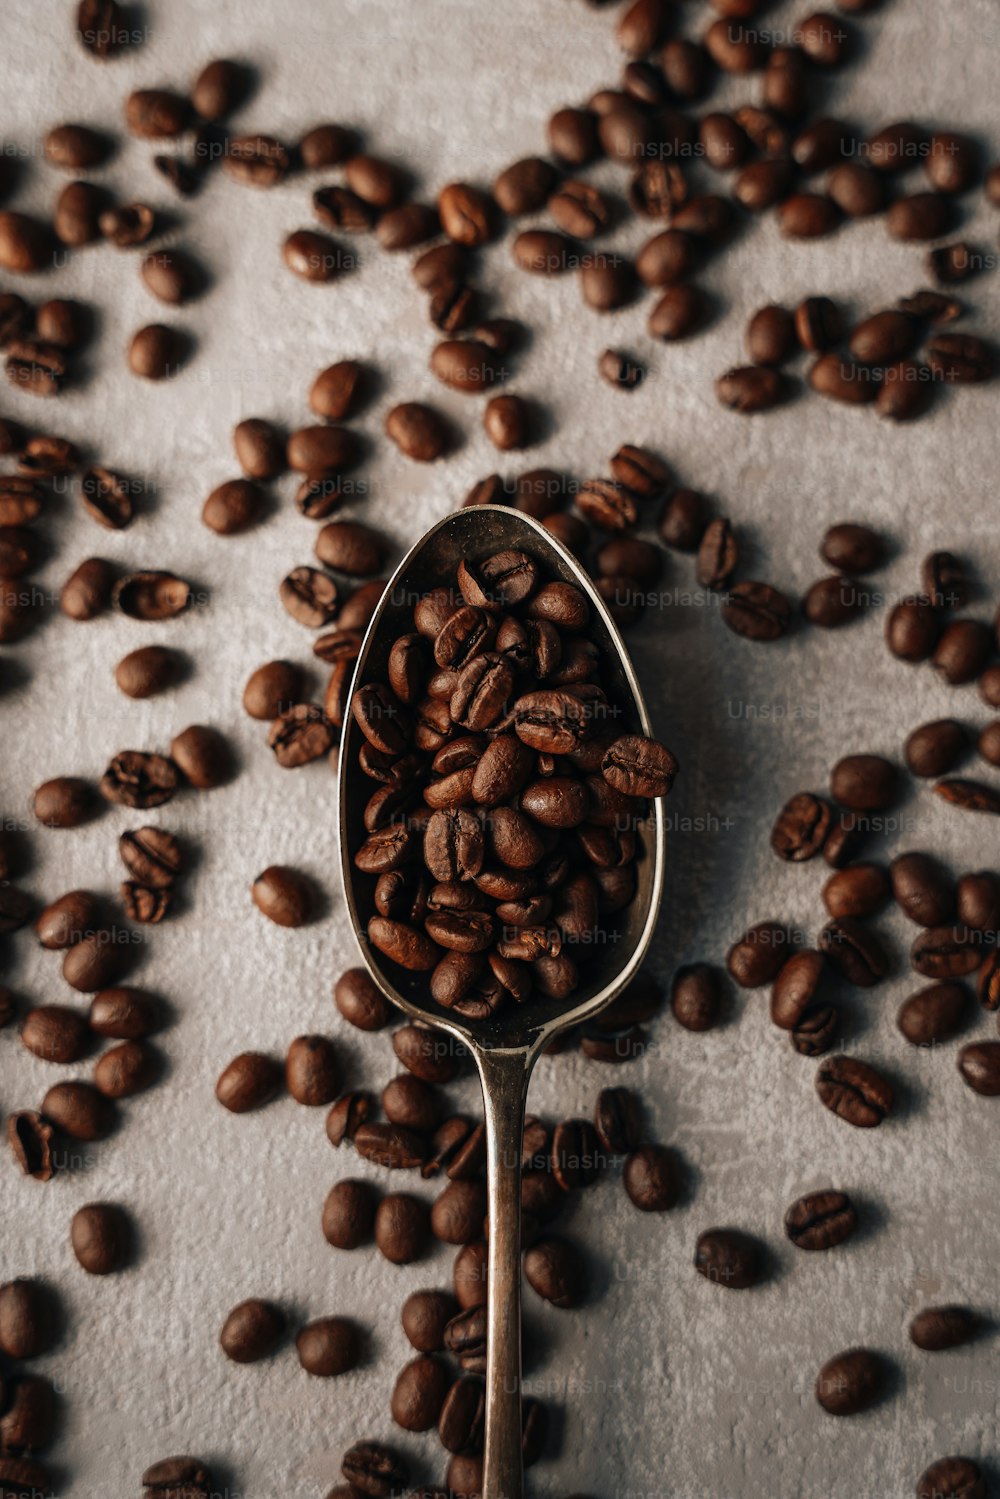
[339,505,666,1499]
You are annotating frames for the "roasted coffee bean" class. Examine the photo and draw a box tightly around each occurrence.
[886,596,940,662]
[391,1354,451,1432]
[62,927,132,990]
[0,885,33,934]
[312,184,375,233]
[222,133,291,188]
[325,1089,373,1148]
[926,333,994,383]
[808,354,878,404]
[977,951,1000,1012]
[933,620,991,685]
[215,1299,285,1367]
[401,1289,459,1353]
[694,1228,763,1290]
[114,569,191,620]
[431,1181,487,1246]
[6,1113,56,1181]
[722,581,792,640]
[353,1119,428,1171]
[297,123,355,171]
[34,889,100,950]
[201,477,265,536]
[0,213,55,275]
[771,950,825,1030]
[916,1457,986,1499]
[270,703,335,767]
[283,228,344,283]
[252,866,313,928]
[215,1052,282,1113]
[670,963,723,1031]
[125,89,190,139]
[815,1348,885,1416]
[321,1178,376,1251]
[334,968,392,1032]
[341,1442,409,1499]
[494,157,557,216]
[822,864,889,919]
[696,518,737,591]
[375,1193,429,1264]
[623,1144,679,1212]
[922,549,968,606]
[898,983,969,1046]
[727,921,790,988]
[958,1041,1000,1095]
[280,567,339,629]
[935,778,1000,814]
[171,724,230,790]
[980,667,1000,708]
[550,1119,600,1191]
[891,853,954,928]
[827,161,886,217]
[68,1202,129,1277]
[958,872,1000,931]
[115,644,181,699]
[296,1316,360,1377]
[803,575,866,628]
[908,1305,980,1354]
[905,719,968,779]
[830,754,898,811]
[430,340,500,395]
[819,917,887,987]
[849,310,920,367]
[793,300,843,359]
[127,323,187,380]
[0,1280,54,1360]
[21,1005,89,1064]
[601,735,677,797]
[592,1087,640,1155]
[243,660,303,721]
[912,925,981,979]
[715,365,787,414]
[784,1189,857,1251]
[42,1079,115,1140]
[385,402,450,462]
[888,192,954,242]
[598,348,645,390]
[648,284,708,341]
[286,1034,339,1106]
[771,792,832,862]
[88,987,160,1041]
[816,1055,892,1127]
[0,1372,56,1455]
[746,305,796,366]
[6,338,68,397]
[99,202,156,248]
[523,1237,585,1308]
[437,1374,486,1456]
[979,722,1000,768]
[31,773,96,830]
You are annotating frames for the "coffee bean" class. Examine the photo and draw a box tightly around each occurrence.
[715,366,787,414]
[385,402,450,462]
[958,1040,1000,1095]
[779,192,840,238]
[598,348,645,391]
[0,1279,54,1360]
[935,778,1000,815]
[784,1189,857,1250]
[916,1457,986,1499]
[384,1074,441,1135]
[907,1305,980,1356]
[114,569,191,621]
[42,1078,115,1140]
[796,1003,839,1055]
[696,518,737,590]
[493,156,557,217]
[524,1236,585,1308]
[898,982,969,1046]
[341,1442,409,1499]
[771,792,832,862]
[293,1317,362,1382]
[6,337,69,396]
[34,889,100,950]
[431,1180,487,1245]
[822,864,889,919]
[771,950,825,1030]
[88,986,160,1040]
[0,213,55,274]
[202,475,266,535]
[849,310,921,367]
[912,925,981,979]
[905,718,968,778]
[816,1055,892,1127]
[808,353,878,404]
[0,1372,56,1456]
[980,666,1000,708]
[21,1005,90,1064]
[830,753,898,811]
[319,1179,376,1252]
[401,1289,459,1353]
[791,300,843,358]
[127,323,187,380]
[212,1299,284,1370]
[694,1228,763,1289]
[827,160,886,217]
[727,921,791,988]
[670,963,723,1032]
[957,871,1000,931]
[933,620,991,684]
[619,1144,678,1212]
[648,284,708,341]
[430,340,500,395]
[745,305,796,366]
[100,202,157,248]
[112,642,180,699]
[922,550,968,608]
[333,968,391,1032]
[68,1201,130,1276]
[722,581,792,641]
[601,735,677,798]
[815,1348,885,1415]
[285,1035,339,1106]
[220,133,291,188]
[216,1051,281,1114]
[63,927,131,991]
[891,852,955,927]
[375,1193,429,1264]
[888,192,954,241]
[927,336,993,383]
[283,228,344,283]
[280,567,339,629]
[886,596,940,661]
[804,574,867,628]
[819,917,887,987]
[7,1109,56,1180]
[241,660,301,721]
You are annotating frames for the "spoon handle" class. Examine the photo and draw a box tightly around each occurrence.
[477,1046,533,1499]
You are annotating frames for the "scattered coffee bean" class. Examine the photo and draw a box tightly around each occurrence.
[771,792,832,861]
[721,581,792,640]
[816,1055,892,1127]
[624,1144,680,1211]
[523,1237,585,1308]
[127,323,187,380]
[915,1457,986,1499]
[286,1034,339,1106]
[815,1348,885,1415]
[694,1228,763,1289]
[898,982,969,1046]
[771,950,825,1030]
[70,1202,130,1274]
[819,917,887,987]
[910,1305,980,1352]
[727,921,790,988]
[957,1041,1000,1095]
[385,402,450,462]
[822,864,889,919]
[297,1315,361,1376]
[784,1189,857,1250]
[887,596,941,662]
[375,1193,429,1264]
[0,1279,54,1359]
[32,776,97,828]
[215,1052,282,1113]
[670,963,723,1031]
[401,1289,459,1353]
[323,1179,376,1250]
[21,1005,90,1064]
[820,523,883,574]
[830,753,898,811]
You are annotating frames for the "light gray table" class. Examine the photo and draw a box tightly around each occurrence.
[1,1,999,1494]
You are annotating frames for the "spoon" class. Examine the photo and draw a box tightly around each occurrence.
[339,505,666,1499]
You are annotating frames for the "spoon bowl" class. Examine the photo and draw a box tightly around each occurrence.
[338,505,666,1499]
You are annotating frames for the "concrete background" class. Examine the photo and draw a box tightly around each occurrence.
[1,0,999,1495]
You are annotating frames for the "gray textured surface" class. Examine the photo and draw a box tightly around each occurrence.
[1,1,999,1496]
